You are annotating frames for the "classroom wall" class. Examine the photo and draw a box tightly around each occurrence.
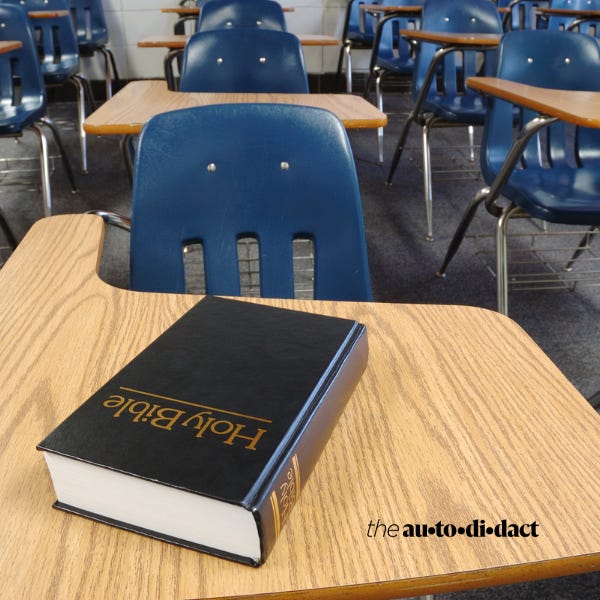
[78,0,372,81]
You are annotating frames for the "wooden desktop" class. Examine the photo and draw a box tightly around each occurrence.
[0,214,598,599]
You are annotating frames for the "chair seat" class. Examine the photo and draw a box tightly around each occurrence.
[41,57,79,82]
[0,100,46,132]
[502,166,600,224]
[423,95,487,123]
[376,56,415,75]
[346,31,375,45]
[78,39,108,53]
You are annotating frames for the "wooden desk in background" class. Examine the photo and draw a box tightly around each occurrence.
[161,6,295,14]
[0,40,22,53]
[83,79,388,135]
[535,7,600,29]
[83,80,387,182]
[27,9,70,18]
[138,32,339,49]
[138,33,340,89]
[467,76,600,127]
[0,214,599,599]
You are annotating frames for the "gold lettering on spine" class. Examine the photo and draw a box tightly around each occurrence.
[271,454,301,537]
[270,491,281,537]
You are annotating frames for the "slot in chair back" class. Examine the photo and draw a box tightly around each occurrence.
[438,29,600,314]
[0,4,45,132]
[364,0,424,162]
[499,0,549,31]
[336,0,381,92]
[6,0,79,81]
[129,104,372,301]
[3,0,94,173]
[544,0,600,36]
[196,0,287,31]
[0,2,76,216]
[179,28,308,92]
[68,0,119,98]
[386,0,503,240]
[414,0,502,109]
[482,29,600,198]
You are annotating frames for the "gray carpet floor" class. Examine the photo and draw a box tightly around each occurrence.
[0,94,598,599]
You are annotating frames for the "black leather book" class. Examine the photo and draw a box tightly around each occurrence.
[37,296,368,566]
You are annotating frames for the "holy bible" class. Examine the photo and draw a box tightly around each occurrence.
[37,296,368,566]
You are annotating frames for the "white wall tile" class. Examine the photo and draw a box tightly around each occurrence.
[96,0,350,79]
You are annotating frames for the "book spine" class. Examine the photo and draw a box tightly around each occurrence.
[251,325,368,565]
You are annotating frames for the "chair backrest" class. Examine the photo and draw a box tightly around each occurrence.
[414,0,503,108]
[545,0,600,35]
[196,0,286,32]
[481,29,600,185]
[68,0,109,49]
[3,0,80,79]
[0,3,46,132]
[342,0,381,41]
[501,0,549,30]
[179,28,309,92]
[129,104,372,301]
[374,0,424,72]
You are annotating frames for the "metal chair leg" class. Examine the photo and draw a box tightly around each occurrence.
[386,116,415,185]
[422,119,434,241]
[496,204,518,315]
[468,124,475,162]
[437,186,490,277]
[70,75,88,173]
[40,117,78,194]
[98,46,113,99]
[30,123,52,217]
[375,69,384,164]
[0,209,18,250]
[564,226,598,271]
[345,43,353,94]
[120,134,135,187]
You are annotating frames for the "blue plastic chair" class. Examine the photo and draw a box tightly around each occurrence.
[498,0,549,30]
[3,0,95,173]
[68,0,119,99]
[196,0,287,32]
[386,0,503,241]
[542,0,600,34]
[179,28,309,93]
[337,0,381,93]
[0,3,77,217]
[437,29,600,314]
[126,104,372,300]
[363,0,424,162]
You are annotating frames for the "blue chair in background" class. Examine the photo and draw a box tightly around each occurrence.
[179,28,309,92]
[363,0,424,163]
[386,0,503,241]
[196,0,287,32]
[96,104,372,300]
[0,3,77,218]
[437,30,600,314]
[4,0,95,173]
[68,0,120,99]
[498,0,549,30]
[337,0,381,93]
[542,0,600,35]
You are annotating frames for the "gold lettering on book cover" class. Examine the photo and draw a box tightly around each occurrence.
[271,454,301,537]
[102,389,269,450]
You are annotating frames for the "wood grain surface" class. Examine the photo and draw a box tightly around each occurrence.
[468,77,600,128]
[83,80,388,134]
[1,215,598,599]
